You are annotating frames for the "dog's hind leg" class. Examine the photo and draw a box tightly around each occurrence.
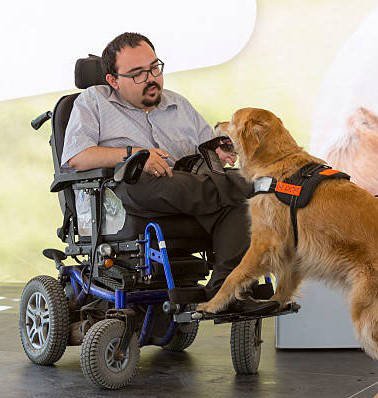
[349,267,378,359]
[197,233,278,313]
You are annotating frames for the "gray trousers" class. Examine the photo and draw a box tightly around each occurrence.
[115,169,252,298]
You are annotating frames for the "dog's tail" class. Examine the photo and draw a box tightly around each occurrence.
[349,271,378,359]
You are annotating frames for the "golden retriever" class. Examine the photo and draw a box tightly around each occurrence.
[197,108,378,359]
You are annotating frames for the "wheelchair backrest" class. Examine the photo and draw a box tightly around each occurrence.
[51,94,80,174]
[51,55,107,176]
[50,55,107,239]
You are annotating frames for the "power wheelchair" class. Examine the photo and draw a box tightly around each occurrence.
[19,55,299,390]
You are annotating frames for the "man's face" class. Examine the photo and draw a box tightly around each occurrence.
[106,41,164,110]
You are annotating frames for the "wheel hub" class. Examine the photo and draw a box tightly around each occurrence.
[113,350,125,361]
[105,338,129,373]
[25,292,50,349]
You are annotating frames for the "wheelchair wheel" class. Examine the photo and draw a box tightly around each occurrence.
[163,304,199,352]
[80,319,140,390]
[230,319,262,374]
[19,275,69,365]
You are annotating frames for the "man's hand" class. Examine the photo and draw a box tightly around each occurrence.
[144,148,173,177]
[215,146,237,167]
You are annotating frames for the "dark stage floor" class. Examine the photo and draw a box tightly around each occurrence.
[0,283,377,398]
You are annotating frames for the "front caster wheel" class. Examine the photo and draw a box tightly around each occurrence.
[230,319,262,374]
[19,275,70,365]
[80,319,140,390]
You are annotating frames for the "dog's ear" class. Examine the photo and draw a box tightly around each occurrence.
[239,119,263,159]
[214,121,229,135]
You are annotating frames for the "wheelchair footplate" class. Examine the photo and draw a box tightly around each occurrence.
[173,301,301,325]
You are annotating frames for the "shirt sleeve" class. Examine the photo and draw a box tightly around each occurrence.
[61,90,100,167]
[187,101,214,145]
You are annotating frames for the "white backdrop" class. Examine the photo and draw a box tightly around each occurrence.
[0,0,256,100]
[310,6,378,157]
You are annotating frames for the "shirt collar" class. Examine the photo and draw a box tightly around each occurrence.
[107,88,177,111]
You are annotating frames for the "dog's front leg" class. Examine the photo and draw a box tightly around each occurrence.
[271,268,302,308]
[197,235,275,313]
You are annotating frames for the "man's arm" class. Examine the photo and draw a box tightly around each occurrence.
[69,146,173,177]
[68,146,127,170]
[63,89,172,176]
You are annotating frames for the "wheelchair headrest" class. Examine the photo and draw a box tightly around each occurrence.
[75,54,107,89]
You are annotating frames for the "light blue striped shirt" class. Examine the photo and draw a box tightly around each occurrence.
[61,85,214,167]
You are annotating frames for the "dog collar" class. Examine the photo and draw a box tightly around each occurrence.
[248,176,306,198]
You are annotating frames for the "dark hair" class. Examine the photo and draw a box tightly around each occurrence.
[102,32,155,76]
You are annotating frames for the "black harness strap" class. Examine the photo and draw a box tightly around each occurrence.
[248,163,350,247]
[286,163,327,247]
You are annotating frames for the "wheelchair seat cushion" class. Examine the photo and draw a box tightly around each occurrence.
[122,214,209,240]
[79,213,212,250]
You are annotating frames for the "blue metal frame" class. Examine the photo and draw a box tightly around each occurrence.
[140,222,176,345]
[62,222,176,347]
[144,222,175,290]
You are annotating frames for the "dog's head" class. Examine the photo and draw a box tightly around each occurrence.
[228,108,285,158]
[223,108,300,176]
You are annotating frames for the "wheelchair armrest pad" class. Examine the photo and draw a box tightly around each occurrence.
[50,168,114,192]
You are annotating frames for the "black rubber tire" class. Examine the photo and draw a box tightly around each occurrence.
[80,319,140,390]
[162,304,199,352]
[230,319,262,375]
[19,275,69,365]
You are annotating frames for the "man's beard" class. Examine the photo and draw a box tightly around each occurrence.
[142,82,162,107]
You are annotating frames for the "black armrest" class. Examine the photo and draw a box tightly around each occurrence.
[50,168,114,192]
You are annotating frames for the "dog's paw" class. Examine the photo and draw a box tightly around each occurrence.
[234,287,246,301]
[235,287,254,301]
[196,301,221,314]
[271,294,290,309]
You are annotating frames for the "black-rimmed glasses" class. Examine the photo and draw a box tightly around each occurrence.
[115,59,165,84]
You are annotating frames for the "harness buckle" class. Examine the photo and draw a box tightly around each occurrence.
[254,177,274,193]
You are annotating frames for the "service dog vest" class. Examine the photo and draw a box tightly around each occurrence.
[248,163,350,247]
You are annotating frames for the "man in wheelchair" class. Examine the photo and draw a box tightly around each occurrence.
[19,31,298,390]
[61,32,271,310]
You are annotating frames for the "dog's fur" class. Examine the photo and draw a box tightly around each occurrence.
[197,108,378,359]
